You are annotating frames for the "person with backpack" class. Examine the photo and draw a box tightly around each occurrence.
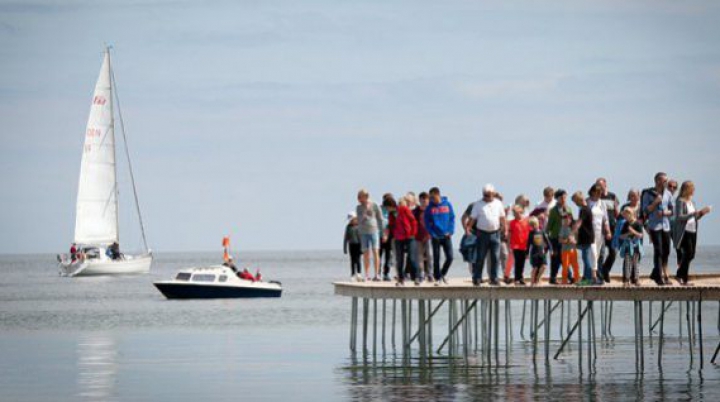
[641,172,675,286]
[672,181,712,285]
[546,189,573,284]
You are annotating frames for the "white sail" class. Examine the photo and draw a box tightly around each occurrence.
[74,50,118,245]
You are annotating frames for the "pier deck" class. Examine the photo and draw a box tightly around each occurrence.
[334,274,720,301]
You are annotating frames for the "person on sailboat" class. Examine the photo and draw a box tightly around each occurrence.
[108,242,121,260]
[70,243,78,263]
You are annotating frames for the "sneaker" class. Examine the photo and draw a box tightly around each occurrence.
[414,279,420,286]
[489,280,500,286]
[434,281,441,287]
[426,277,434,283]
[602,271,610,283]
[396,281,404,287]
[382,275,391,282]
[441,277,448,284]
[622,280,630,287]
[593,278,605,286]
[549,278,558,285]
[372,277,380,282]
[515,279,526,286]
[503,277,512,285]
[472,279,481,286]
[577,279,592,287]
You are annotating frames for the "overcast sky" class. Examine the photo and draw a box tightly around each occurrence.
[1,0,719,254]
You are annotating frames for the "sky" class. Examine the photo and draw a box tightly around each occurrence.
[1,0,719,254]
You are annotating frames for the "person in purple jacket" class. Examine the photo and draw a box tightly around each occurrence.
[425,187,456,284]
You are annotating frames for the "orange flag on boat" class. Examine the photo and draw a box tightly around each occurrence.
[222,236,231,262]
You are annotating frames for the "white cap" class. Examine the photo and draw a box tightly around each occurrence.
[483,183,496,194]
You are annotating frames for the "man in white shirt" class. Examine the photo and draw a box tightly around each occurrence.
[466,184,507,285]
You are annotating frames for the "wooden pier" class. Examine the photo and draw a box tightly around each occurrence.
[334,274,720,371]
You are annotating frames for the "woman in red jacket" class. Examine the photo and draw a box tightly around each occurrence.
[394,196,420,286]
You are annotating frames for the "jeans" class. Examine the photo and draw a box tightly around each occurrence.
[549,238,562,281]
[380,237,394,277]
[599,236,617,276]
[579,245,593,280]
[431,236,454,280]
[473,230,500,282]
[416,239,432,278]
[622,248,641,283]
[649,230,671,280]
[349,243,362,275]
[512,249,527,281]
[395,239,419,281]
[676,231,697,282]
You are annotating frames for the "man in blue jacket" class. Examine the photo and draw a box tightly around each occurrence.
[425,187,455,284]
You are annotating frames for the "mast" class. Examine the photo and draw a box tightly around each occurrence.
[108,47,120,246]
[110,48,150,253]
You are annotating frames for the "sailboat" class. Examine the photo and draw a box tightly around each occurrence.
[58,48,152,277]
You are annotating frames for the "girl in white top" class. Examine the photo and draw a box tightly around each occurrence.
[587,184,611,284]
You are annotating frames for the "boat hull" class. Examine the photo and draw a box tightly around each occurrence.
[60,254,153,277]
[154,282,282,299]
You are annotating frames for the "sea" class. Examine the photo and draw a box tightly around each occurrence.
[1,247,720,401]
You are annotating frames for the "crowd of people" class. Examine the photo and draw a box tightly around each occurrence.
[343,173,712,288]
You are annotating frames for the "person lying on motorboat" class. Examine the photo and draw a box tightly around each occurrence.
[238,268,256,282]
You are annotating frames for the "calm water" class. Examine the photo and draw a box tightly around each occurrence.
[1,248,720,401]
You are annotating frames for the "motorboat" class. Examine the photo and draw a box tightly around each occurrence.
[154,266,282,299]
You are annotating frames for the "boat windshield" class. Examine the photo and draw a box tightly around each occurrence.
[176,273,191,281]
[192,274,216,282]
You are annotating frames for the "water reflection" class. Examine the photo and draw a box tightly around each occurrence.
[76,333,118,402]
[339,350,711,401]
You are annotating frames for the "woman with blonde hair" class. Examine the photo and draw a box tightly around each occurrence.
[673,181,712,285]
[356,189,384,281]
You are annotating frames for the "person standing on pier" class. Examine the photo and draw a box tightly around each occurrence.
[597,178,619,283]
[673,181,712,285]
[356,189,384,282]
[619,207,644,286]
[641,172,674,285]
[468,184,507,286]
[425,187,456,284]
[546,189,572,284]
[343,212,362,281]
[394,196,420,286]
[508,204,530,285]
[526,217,552,286]
[572,191,601,285]
[414,192,433,282]
[587,184,611,284]
[380,194,397,281]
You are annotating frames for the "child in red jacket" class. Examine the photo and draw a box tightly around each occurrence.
[508,205,530,285]
[394,197,420,286]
